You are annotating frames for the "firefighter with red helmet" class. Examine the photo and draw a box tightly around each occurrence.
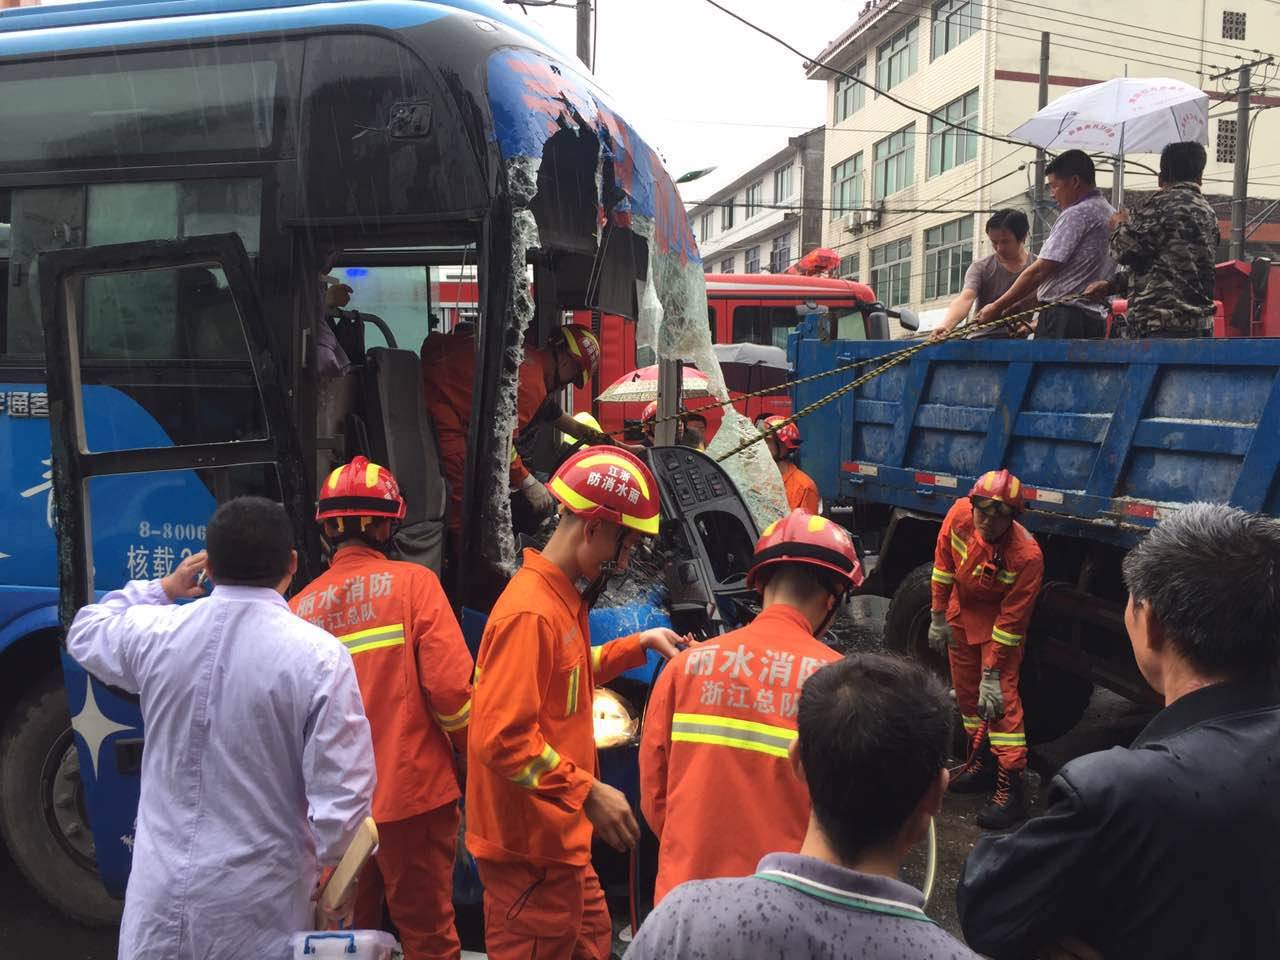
[639,510,861,902]
[929,469,1044,828]
[422,323,606,543]
[762,416,821,514]
[466,447,684,959]
[291,457,474,959]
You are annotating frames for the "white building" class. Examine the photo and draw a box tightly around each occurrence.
[808,0,1280,333]
[688,126,826,275]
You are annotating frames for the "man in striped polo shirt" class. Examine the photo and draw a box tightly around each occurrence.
[626,654,977,960]
[292,456,474,960]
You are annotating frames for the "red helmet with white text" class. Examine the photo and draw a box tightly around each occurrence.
[548,446,660,535]
[763,415,801,452]
[316,456,407,521]
[746,509,863,593]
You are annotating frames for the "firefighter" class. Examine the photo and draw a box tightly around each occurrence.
[929,469,1044,829]
[639,509,862,903]
[762,415,821,514]
[421,323,605,543]
[291,457,474,960]
[466,446,683,960]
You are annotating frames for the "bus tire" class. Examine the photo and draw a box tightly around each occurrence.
[0,676,122,926]
[886,562,1093,746]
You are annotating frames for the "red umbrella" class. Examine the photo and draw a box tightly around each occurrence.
[596,364,712,403]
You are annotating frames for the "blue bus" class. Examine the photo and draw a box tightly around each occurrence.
[0,0,755,933]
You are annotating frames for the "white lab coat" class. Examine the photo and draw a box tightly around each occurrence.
[66,580,376,960]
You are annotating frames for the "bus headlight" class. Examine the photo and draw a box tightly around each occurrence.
[593,688,638,749]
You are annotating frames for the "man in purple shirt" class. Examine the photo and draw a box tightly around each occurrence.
[624,654,978,960]
[979,150,1115,339]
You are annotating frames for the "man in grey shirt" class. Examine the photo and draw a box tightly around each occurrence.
[931,209,1037,340]
[979,150,1115,338]
[625,653,978,960]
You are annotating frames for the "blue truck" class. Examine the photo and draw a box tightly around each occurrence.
[790,332,1280,741]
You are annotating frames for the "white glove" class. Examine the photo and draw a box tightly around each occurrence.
[978,667,1004,721]
[927,611,954,654]
[522,478,555,514]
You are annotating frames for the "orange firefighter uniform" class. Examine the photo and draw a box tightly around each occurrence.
[931,497,1044,771]
[292,541,474,960]
[779,460,821,514]
[639,604,839,903]
[420,333,554,535]
[466,549,648,959]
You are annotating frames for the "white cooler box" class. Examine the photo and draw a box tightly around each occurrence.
[289,931,397,959]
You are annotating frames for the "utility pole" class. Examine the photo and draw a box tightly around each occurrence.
[576,0,592,70]
[1030,32,1050,253]
[1211,55,1273,260]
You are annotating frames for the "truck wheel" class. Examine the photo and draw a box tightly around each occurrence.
[887,562,1093,745]
[0,676,122,926]
[884,562,950,679]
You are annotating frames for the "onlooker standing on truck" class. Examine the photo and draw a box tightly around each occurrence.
[930,209,1037,340]
[929,470,1043,829]
[978,150,1115,338]
[627,654,979,960]
[1082,142,1220,338]
[65,498,376,960]
[639,510,856,903]
[958,503,1280,960]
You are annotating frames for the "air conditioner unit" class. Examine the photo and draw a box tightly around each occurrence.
[842,212,860,234]
[861,206,881,227]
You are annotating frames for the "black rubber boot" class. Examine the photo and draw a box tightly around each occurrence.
[949,739,997,794]
[977,767,1029,829]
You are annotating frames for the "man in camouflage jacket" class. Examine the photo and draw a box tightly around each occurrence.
[1085,142,1220,338]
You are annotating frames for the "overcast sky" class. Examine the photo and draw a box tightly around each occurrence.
[515,0,859,201]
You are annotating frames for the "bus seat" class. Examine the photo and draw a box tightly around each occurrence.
[361,347,447,574]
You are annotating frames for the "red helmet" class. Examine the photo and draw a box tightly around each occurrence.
[746,510,863,592]
[316,456,407,521]
[641,401,658,426]
[763,415,801,452]
[969,469,1025,513]
[552,324,602,389]
[548,446,660,535]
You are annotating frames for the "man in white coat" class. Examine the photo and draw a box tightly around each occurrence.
[66,496,376,960]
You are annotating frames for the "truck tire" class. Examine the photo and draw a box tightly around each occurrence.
[0,675,122,926]
[885,562,1093,746]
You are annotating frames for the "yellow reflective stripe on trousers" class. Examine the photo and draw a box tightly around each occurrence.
[991,626,1023,646]
[511,743,561,789]
[669,712,797,759]
[340,623,406,656]
[434,699,472,732]
[988,732,1026,746]
[950,531,969,560]
[931,566,955,585]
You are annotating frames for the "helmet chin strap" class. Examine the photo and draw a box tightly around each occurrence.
[811,587,850,639]
[581,527,628,609]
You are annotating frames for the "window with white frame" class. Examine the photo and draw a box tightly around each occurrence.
[932,0,980,58]
[839,253,860,279]
[923,216,974,300]
[876,22,918,91]
[745,180,764,219]
[768,232,793,273]
[700,212,714,242]
[870,236,913,307]
[834,62,866,122]
[773,163,794,202]
[721,198,735,231]
[720,256,735,274]
[744,245,761,273]
[928,89,978,177]
[873,124,915,199]
[831,153,864,219]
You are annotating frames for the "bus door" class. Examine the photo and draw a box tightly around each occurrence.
[37,234,309,899]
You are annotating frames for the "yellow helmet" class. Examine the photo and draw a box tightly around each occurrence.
[561,410,603,446]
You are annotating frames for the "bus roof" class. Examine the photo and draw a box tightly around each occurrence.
[705,274,876,300]
[0,0,554,55]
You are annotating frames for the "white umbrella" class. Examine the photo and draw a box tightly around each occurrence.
[1010,77,1209,205]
